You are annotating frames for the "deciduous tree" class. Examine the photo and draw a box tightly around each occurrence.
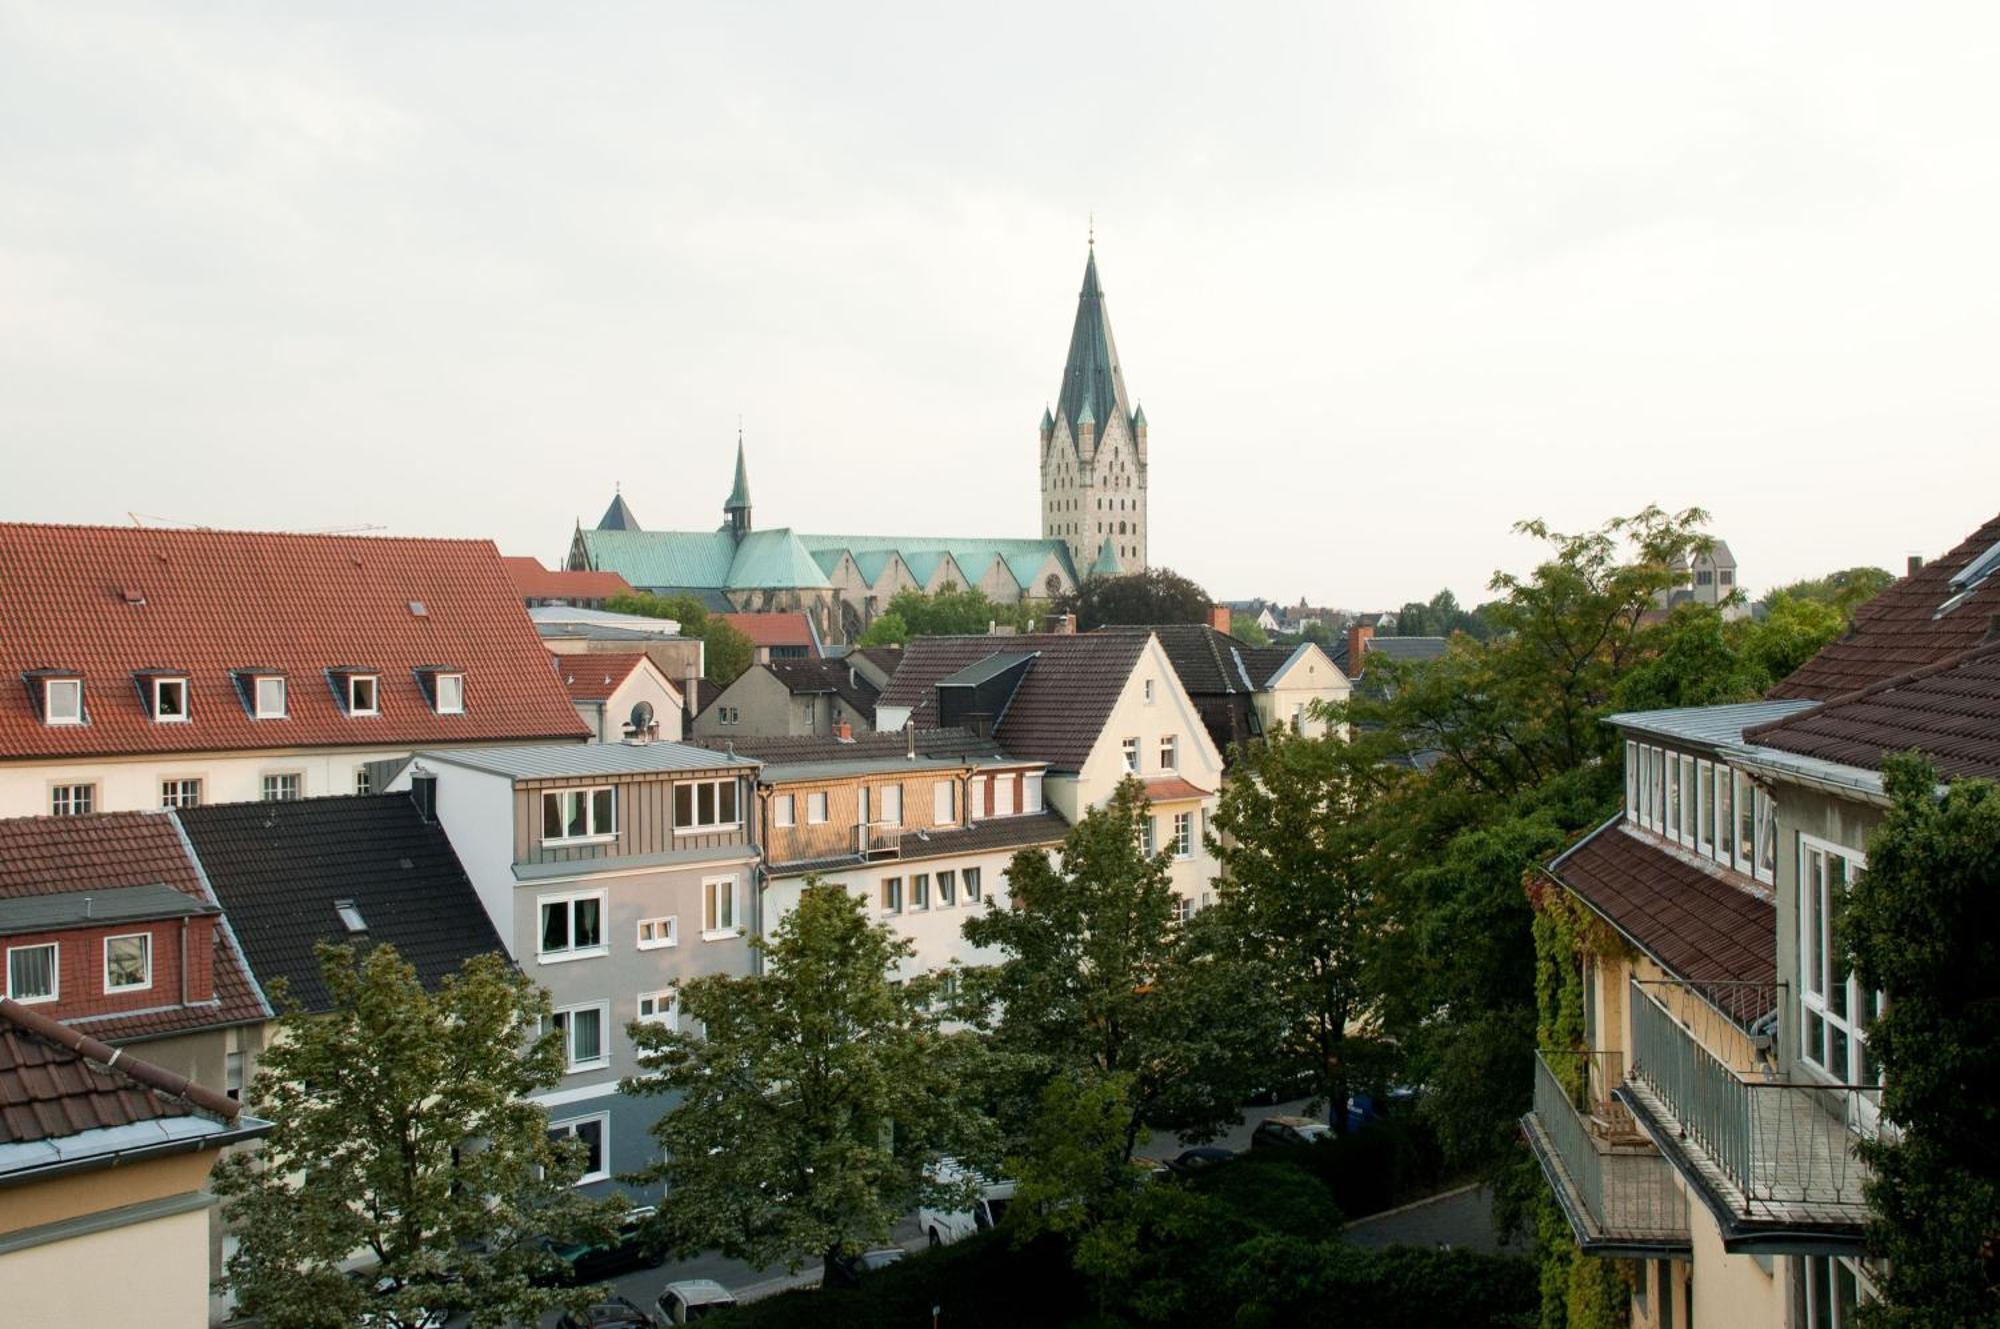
[1053,567,1213,631]
[604,591,754,685]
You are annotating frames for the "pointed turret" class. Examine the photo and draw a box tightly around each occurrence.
[1091,537,1122,578]
[1040,404,1054,433]
[1056,246,1133,447]
[597,488,640,532]
[724,432,752,542]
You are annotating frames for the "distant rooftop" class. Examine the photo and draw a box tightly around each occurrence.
[417,741,756,780]
[1607,700,1820,748]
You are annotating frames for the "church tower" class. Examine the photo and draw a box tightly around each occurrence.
[1040,240,1147,577]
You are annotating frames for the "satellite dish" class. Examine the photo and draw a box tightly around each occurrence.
[629,700,655,731]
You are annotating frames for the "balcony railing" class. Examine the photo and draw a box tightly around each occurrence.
[1626,977,1878,1226]
[859,822,902,858]
[766,821,904,868]
[1525,1049,1690,1252]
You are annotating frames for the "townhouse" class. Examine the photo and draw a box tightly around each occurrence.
[875,629,1226,913]
[1103,613,1350,758]
[0,524,588,817]
[693,658,880,740]
[694,729,1069,979]
[552,652,687,742]
[1525,510,2000,1327]
[391,741,761,1198]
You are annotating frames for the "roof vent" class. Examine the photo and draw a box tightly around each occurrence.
[334,900,367,933]
[120,588,146,606]
[408,601,428,617]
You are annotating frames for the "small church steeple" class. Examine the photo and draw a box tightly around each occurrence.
[724,429,753,543]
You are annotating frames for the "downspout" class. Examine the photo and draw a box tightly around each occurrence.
[752,779,771,978]
[179,916,189,1008]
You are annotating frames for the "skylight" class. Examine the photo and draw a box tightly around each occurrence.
[1938,537,2000,617]
[334,899,367,934]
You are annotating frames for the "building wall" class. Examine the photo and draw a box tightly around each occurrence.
[398,763,518,943]
[571,669,685,744]
[2,1186,215,1329]
[508,772,754,866]
[1681,1191,1788,1329]
[1254,646,1351,740]
[544,637,706,690]
[692,668,798,740]
[1765,784,1882,1085]
[1042,408,1147,575]
[1,915,217,1021]
[759,767,982,867]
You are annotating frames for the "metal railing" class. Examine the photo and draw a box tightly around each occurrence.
[859,823,903,858]
[1628,978,1878,1214]
[1531,1050,1690,1246]
[765,820,906,868]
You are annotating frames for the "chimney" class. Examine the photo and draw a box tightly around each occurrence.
[1208,605,1232,634]
[1347,623,1374,671]
[1041,613,1077,635]
[1908,554,1925,576]
[683,662,699,730]
[410,773,438,823]
[834,719,854,743]
[906,721,917,759]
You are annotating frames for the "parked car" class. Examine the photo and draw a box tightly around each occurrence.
[1250,1115,1332,1150]
[347,1271,448,1328]
[1166,1145,1236,1174]
[657,1279,738,1323]
[919,1160,1017,1247]
[558,1297,656,1328]
[536,1206,665,1285]
[823,1246,906,1289]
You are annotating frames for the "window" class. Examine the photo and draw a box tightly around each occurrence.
[1625,741,1638,821]
[538,892,606,961]
[347,674,379,716]
[353,766,373,796]
[963,866,981,902]
[253,675,287,719]
[880,876,904,914]
[774,794,796,828]
[1160,735,1179,771]
[104,934,151,991]
[44,677,84,725]
[1122,737,1140,773]
[433,672,466,714]
[152,677,189,722]
[637,916,678,949]
[1695,568,1715,586]
[1800,838,1882,1092]
[637,990,678,1030]
[807,791,829,824]
[542,786,616,842]
[50,783,95,816]
[160,778,203,809]
[994,776,1015,817]
[1665,755,1682,841]
[6,943,57,1003]
[1024,772,1044,814]
[877,784,903,826]
[226,1052,244,1101]
[969,776,988,820]
[1799,1255,1876,1327]
[1756,785,1777,881]
[934,781,957,825]
[548,1114,609,1185]
[549,1004,608,1071]
[1696,759,1714,855]
[1173,897,1192,924]
[1141,817,1157,855]
[912,873,930,910]
[702,876,739,937]
[261,773,301,802]
[1143,678,1155,704]
[675,778,741,832]
[719,705,741,725]
[1679,754,1696,842]
[1735,770,1757,868]
[937,869,956,905]
[1173,811,1193,858]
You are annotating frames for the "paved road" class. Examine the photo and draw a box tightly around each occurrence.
[1341,1184,1520,1255]
[1140,1096,1318,1160]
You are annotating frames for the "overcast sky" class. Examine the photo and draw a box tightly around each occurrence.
[4,3,1997,607]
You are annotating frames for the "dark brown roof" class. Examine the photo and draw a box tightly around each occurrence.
[0,812,268,1042]
[877,633,1149,771]
[1,997,240,1146]
[1549,820,1775,1017]
[767,659,880,722]
[1771,510,2000,701]
[1748,639,2000,780]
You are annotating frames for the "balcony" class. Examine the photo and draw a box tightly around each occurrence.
[858,822,902,858]
[765,821,903,870]
[1523,1050,1691,1254]
[1622,977,1878,1243]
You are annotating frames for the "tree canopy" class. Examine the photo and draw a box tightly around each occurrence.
[214,945,620,1329]
[1228,612,1271,646]
[1390,588,1493,641]
[604,590,755,685]
[1053,567,1213,631]
[857,585,1033,645]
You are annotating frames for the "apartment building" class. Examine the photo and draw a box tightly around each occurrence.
[1102,614,1350,759]
[1525,510,2000,1327]
[0,524,588,817]
[552,652,687,742]
[391,741,761,1198]
[693,659,879,740]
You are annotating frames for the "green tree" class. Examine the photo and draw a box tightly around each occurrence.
[855,610,909,646]
[1229,612,1271,646]
[1053,567,1214,631]
[626,882,994,1278]
[1766,565,1895,615]
[865,584,1035,639]
[604,591,755,685]
[1208,724,1390,1131]
[214,945,620,1329]
[1838,753,2000,1327]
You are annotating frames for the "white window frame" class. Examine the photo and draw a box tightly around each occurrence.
[152,676,189,723]
[636,916,678,950]
[1799,1255,1878,1327]
[701,875,740,939]
[637,990,678,1030]
[1143,678,1155,704]
[1141,816,1157,855]
[880,876,903,914]
[675,778,742,834]
[933,781,957,826]
[1172,811,1194,858]
[550,1002,610,1072]
[1799,835,1882,1105]
[993,776,1015,818]
[1625,740,1638,822]
[433,672,466,715]
[549,1112,610,1186]
[1024,772,1044,814]
[537,889,608,964]
[253,675,287,719]
[1122,737,1140,773]
[50,783,95,816]
[346,673,380,716]
[104,933,152,993]
[1160,735,1179,772]
[937,869,956,906]
[542,786,617,844]
[877,783,903,827]
[43,677,84,725]
[261,772,302,802]
[1734,769,1757,871]
[1696,758,1714,857]
[160,777,203,809]
[911,873,930,911]
[806,791,828,825]
[963,866,982,901]
[353,766,374,796]
[773,794,796,828]
[5,942,59,1004]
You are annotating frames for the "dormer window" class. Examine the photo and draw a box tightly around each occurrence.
[152,676,189,722]
[435,673,465,714]
[346,673,380,716]
[253,675,287,719]
[43,677,83,726]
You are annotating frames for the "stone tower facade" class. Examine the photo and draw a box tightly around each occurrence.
[1040,244,1147,578]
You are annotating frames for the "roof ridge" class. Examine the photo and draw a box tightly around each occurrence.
[1748,635,2000,742]
[0,996,241,1120]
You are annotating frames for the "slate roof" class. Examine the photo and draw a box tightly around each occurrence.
[1745,639,2000,780]
[1055,248,1135,445]
[597,492,641,532]
[1096,625,1311,758]
[1,998,246,1147]
[0,882,211,936]
[0,524,588,759]
[721,613,819,653]
[502,557,632,602]
[177,795,510,1015]
[1549,820,1775,1022]
[690,727,1016,767]
[552,652,654,703]
[0,811,268,1042]
[1329,635,1450,675]
[1770,509,2000,701]
[876,632,1150,771]
[766,659,881,721]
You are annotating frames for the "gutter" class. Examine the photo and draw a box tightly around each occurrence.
[0,1118,272,1190]
[1717,744,1893,808]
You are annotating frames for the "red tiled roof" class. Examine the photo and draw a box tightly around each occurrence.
[1748,640,2000,780]
[550,652,653,702]
[0,811,268,1041]
[1,998,240,1145]
[1142,775,1212,803]
[877,633,1149,772]
[0,524,589,759]
[1549,821,1774,1014]
[1769,510,2000,702]
[501,556,631,602]
[721,612,818,651]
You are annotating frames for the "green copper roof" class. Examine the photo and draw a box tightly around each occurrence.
[799,534,1078,591]
[1132,402,1146,429]
[579,528,738,588]
[1091,538,1122,577]
[580,528,1073,595]
[1056,248,1132,443]
[725,436,752,512]
[725,529,832,590]
[1040,405,1054,431]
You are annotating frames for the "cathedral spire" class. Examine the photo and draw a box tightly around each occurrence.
[724,429,752,542]
[1056,244,1132,445]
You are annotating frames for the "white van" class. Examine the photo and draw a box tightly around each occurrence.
[917,1160,1017,1247]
